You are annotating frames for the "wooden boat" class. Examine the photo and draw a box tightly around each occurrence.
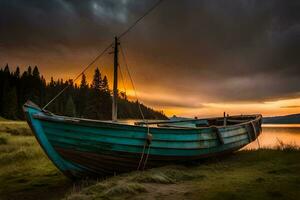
[23,34,262,178]
[24,100,262,178]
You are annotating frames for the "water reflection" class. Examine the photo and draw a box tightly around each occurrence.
[245,124,300,149]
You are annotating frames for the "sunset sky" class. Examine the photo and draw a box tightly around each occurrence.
[1,0,300,117]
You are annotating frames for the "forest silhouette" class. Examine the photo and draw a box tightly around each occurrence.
[0,64,167,120]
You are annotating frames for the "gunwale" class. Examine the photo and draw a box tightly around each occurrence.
[30,109,261,131]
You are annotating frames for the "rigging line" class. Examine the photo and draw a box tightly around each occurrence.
[120,43,152,170]
[142,143,151,170]
[118,64,127,95]
[119,43,146,121]
[42,42,113,110]
[118,0,164,39]
[137,142,147,171]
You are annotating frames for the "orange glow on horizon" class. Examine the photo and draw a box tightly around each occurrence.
[41,70,300,118]
[32,66,300,119]
[140,97,300,118]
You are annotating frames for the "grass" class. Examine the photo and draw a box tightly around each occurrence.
[1,120,300,200]
[0,121,72,200]
[0,135,8,145]
[64,144,300,200]
[0,120,33,136]
[275,139,300,151]
[0,116,9,121]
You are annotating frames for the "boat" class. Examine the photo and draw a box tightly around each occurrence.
[23,9,263,178]
[24,98,262,178]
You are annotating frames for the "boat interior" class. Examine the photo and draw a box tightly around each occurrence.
[134,115,260,128]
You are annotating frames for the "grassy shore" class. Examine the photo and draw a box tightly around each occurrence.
[0,121,300,200]
[0,121,72,200]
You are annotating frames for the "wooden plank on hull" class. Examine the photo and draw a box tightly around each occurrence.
[212,127,224,145]
[245,124,253,142]
[251,121,257,140]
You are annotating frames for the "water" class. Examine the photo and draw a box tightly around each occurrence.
[245,124,300,149]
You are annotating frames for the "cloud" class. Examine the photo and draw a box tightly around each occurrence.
[0,0,299,106]
[141,97,203,109]
[281,105,300,109]
[126,90,204,108]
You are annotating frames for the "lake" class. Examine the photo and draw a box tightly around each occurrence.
[245,124,300,149]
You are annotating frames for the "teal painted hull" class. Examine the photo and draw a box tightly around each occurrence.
[23,101,262,178]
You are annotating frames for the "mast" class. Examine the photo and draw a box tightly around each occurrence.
[112,37,119,121]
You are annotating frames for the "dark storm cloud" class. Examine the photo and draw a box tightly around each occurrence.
[0,0,132,48]
[123,0,300,103]
[0,0,299,104]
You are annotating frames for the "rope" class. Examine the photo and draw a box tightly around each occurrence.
[257,136,261,149]
[119,44,146,121]
[137,135,147,170]
[118,65,127,95]
[119,45,153,170]
[119,42,155,170]
[143,131,152,170]
[118,0,164,39]
[137,126,152,171]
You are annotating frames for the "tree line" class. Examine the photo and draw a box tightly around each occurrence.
[0,64,167,120]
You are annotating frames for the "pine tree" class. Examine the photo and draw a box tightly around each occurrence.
[27,66,32,76]
[101,76,112,119]
[91,68,102,91]
[14,67,20,78]
[0,68,3,114]
[80,73,88,89]
[1,65,11,117]
[32,66,41,105]
[33,66,40,78]
[4,64,10,74]
[102,76,110,93]
[2,87,18,119]
[85,68,104,119]
[13,67,23,118]
[77,73,89,117]
[65,95,76,117]
[50,77,54,86]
